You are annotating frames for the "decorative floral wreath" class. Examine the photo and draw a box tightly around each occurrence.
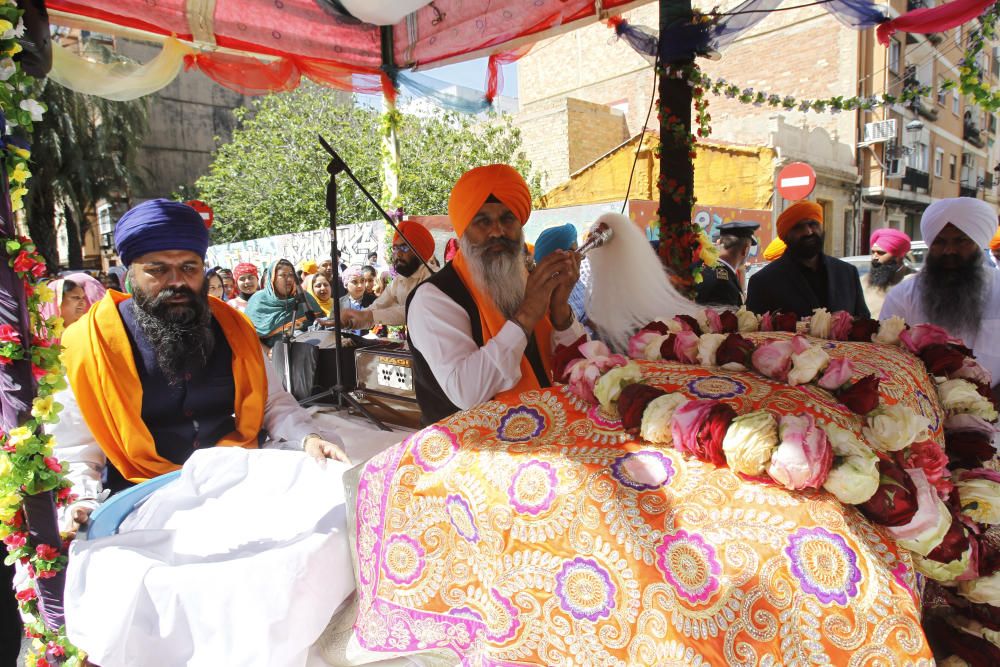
[554,308,1000,620]
[0,2,83,664]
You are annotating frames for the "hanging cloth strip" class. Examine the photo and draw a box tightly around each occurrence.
[876,0,995,46]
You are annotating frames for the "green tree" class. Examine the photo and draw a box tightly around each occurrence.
[24,78,148,270]
[197,83,540,244]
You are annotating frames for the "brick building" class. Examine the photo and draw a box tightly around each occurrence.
[515,1,999,256]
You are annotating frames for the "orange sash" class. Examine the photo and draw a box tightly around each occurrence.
[62,292,267,483]
[451,251,553,394]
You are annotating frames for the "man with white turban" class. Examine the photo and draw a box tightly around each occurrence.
[881,197,1000,392]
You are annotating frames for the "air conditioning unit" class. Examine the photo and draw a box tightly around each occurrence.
[885,157,905,178]
[863,119,898,145]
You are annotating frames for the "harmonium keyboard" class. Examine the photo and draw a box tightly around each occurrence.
[354,342,417,402]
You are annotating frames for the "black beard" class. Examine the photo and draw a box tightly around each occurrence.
[393,255,421,278]
[868,259,901,289]
[786,234,824,261]
[131,280,214,386]
[919,249,987,337]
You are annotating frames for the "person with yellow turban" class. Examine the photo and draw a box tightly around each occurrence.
[746,200,869,318]
[340,219,436,330]
[406,164,586,425]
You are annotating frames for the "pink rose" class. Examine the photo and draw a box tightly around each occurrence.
[673,315,702,335]
[628,330,661,359]
[760,312,774,332]
[830,311,853,341]
[704,308,737,334]
[900,441,952,500]
[953,357,993,386]
[566,341,629,404]
[673,330,700,364]
[818,358,856,391]
[767,414,833,490]
[671,400,736,467]
[751,340,794,382]
[900,323,952,355]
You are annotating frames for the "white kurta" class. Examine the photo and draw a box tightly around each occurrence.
[407,283,586,410]
[880,269,1000,387]
[365,264,432,327]
[51,342,341,527]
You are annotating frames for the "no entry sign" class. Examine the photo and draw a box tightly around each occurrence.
[186,199,214,228]
[777,162,817,201]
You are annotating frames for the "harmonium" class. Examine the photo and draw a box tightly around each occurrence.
[354,341,417,403]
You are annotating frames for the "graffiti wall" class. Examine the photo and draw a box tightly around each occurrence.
[206,220,390,270]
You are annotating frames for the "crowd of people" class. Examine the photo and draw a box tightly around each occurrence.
[6,163,1000,663]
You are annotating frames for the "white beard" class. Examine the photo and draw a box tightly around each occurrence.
[458,231,528,321]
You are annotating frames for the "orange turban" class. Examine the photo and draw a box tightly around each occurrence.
[776,201,823,240]
[762,237,786,261]
[394,220,435,262]
[447,164,532,237]
[991,225,1000,251]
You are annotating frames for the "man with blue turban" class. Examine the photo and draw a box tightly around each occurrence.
[52,198,349,537]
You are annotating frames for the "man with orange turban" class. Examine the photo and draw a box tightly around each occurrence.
[340,219,435,329]
[406,164,586,425]
[746,200,868,318]
[990,225,1000,269]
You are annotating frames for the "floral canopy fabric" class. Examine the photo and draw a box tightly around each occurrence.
[346,335,936,665]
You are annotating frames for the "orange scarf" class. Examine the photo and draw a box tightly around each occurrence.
[451,251,553,394]
[62,292,267,483]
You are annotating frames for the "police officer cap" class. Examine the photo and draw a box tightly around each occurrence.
[715,221,760,245]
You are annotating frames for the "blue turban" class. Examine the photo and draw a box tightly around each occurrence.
[115,198,210,266]
[534,223,579,262]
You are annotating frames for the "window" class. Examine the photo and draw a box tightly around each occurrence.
[97,204,113,235]
[949,154,957,180]
[889,40,901,74]
[908,142,929,172]
[953,92,960,115]
[961,152,976,185]
[934,147,944,177]
[955,26,962,47]
[937,77,948,105]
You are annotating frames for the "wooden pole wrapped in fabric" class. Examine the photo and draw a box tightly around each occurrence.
[657,0,696,292]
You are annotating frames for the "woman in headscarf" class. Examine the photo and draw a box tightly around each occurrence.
[244,259,325,348]
[206,269,228,301]
[39,272,107,340]
[302,272,335,317]
[229,262,260,312]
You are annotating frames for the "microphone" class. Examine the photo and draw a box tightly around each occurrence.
[578,221,614,256]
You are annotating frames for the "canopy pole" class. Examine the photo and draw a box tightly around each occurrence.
[657,0,696,290]
[379,25,401,210]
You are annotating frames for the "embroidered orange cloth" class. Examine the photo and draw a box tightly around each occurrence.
[349,336,937,665]
[62,292,267,483]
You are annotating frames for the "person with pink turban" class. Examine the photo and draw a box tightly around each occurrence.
[863,228,914,317]
[746,201,869,318]
[39,272,107,341]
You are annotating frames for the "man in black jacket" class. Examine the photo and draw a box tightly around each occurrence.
[746,200,869,318]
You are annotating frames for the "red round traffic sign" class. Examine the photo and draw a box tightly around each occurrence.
[186,199,214,228]
[776,162,817,201]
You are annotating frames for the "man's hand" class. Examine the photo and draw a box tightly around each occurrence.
[304,434,352,466]
[512,254,565,333]
[340,309,373,330]
[64,505,93,541]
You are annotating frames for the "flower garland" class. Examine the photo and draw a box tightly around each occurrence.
[943,1,1000,113]
[0,2,84,664]
[554,308,1000,616]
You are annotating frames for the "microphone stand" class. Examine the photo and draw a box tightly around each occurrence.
[297,146,390,431]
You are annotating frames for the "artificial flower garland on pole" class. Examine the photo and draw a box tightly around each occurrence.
[0,1,83,664]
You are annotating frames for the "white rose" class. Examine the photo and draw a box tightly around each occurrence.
[0,58,15,82]
[809,308,832,339]
[823,455,879,504]
[19,99,44,122]
[722,410,779,476]
[957,476,1000,524]
[891,496,952,556]
[913,547,972,583]
[594,362,643,412]
[735,307,760,333]
[639,393,689,445]
[874,316,906,345]
[787,346,830,386]
[643,334,669,361]
[938,378,999,421]
[661,318,683,333]
[697,333,726,367]
[823,423,870,458]
[862,404,930,452]
[959,571,1000,605]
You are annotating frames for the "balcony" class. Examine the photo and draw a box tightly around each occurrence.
[964,123,986,148]
[912,98,939,120]
[959,184,979,198]
[902,167,930,190]
[907,0,926,10]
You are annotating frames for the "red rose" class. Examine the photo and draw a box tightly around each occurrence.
[919,344,968,377]
[35,543,59,560]
[858,458,919,527]
[773,310,798,332]
[35,569,57,580]
[835,374,880,415]
[0,324,19,344]
[718,310,739,333]
[11,250,36,274]
[15,588,37,602]
[618,383,666,432]
[946,429,997,468]
[674,315,702,335]
[715,333,755,368]
[659,334,678,361]
[696,403,737,467]
[3,532,27,548]
[641,320,672,335]
[551,335,588,383]
[977,526,1000,579]
[899,441,953,499]
[847,318,880,342]
[42,456,62,473]
[30,364,46,381]
[923,615,1000,667]
[673,401,736,467]
[925,510,971,565]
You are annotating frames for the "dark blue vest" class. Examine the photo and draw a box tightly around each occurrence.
[106,301,240,492]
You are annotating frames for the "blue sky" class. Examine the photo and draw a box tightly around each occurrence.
[422,58,519,96]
